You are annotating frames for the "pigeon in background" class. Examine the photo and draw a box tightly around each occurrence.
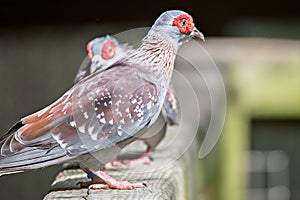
[75,35,179,167]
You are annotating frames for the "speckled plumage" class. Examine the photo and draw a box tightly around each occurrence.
[72,36,179,167]
[0,10,204,189]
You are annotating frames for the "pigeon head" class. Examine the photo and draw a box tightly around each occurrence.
[74,36,129,84]
[87,36,118,60]
[151,10,205,46]
[86,36,128,73]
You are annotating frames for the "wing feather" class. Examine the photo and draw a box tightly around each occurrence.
[0,64,160,174]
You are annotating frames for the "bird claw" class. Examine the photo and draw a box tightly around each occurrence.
[77,181,94,188]
[88,183,109,189]
[122,155,152,167]
[79,169,146,190]
[103,160,125,170]
[103,155,152,170]
[88,181,146,190]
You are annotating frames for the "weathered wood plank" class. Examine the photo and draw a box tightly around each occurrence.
[44,125,201,200]
[45,168,179,200]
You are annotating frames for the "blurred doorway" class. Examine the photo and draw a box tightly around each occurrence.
[249,119,300,200]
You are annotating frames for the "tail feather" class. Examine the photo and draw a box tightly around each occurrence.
[0,145,70,176]
[0,134,26,156]
[0,121,23,141]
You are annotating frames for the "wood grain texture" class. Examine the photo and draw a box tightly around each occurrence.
[43,125,202,200]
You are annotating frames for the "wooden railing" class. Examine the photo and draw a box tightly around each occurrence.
[44,126,203,200]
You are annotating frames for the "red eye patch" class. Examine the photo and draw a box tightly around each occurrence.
[102,40,116,60]
[86,42,93,59]
[172,14,195,34]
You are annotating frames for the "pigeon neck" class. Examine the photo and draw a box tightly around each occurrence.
[129,31,178,85]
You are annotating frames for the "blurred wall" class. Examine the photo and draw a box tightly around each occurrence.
[0,0,300,37]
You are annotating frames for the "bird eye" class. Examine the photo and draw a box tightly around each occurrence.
[172,14,195,34]
[180,19,188,27]
[107,46,114,57]
[102,40,116,60]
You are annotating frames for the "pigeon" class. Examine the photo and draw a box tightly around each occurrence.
[74,36,129,84]
[0,10,204,190]
[75,35,179,167]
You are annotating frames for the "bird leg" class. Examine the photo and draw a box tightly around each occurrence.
[78,167,146,190]
[122,146,152,167]
[103,156,125,170]
[104,146,153,169]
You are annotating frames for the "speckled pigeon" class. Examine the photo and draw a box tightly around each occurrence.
[0,10,204,189]
[74,36,129,84]
[75,35,179,167]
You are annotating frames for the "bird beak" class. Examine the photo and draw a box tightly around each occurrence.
[190,28,205,42]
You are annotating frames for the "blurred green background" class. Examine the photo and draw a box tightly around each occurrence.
[0,0,300,199]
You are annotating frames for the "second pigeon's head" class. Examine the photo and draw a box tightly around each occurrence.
[151,10,205,47]
[87,36,128,73]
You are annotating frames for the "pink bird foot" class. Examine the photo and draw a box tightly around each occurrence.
[122,146,152,167]
[103,156,125,170]
[78,168,146,190]
[122,154,152,167]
